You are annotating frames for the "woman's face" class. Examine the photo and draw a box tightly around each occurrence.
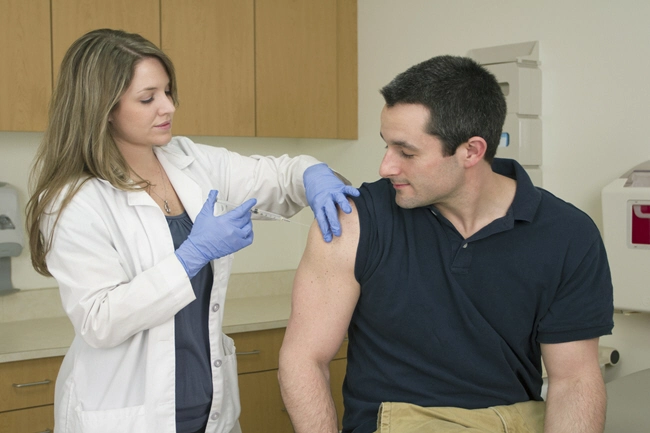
[109,57,175,153]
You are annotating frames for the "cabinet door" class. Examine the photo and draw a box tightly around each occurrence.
[256,0,337,138]
[51,0,160,82]
[335,0,358,140]
[0,0,51,131]
[161,0,255,137]
[0,404,54,432]
[255,0,357,139]
[239,369,293,433]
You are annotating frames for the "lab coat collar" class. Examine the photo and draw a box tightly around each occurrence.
[94,145,203,221]
[155,142,195,170]
[155,145,203,221]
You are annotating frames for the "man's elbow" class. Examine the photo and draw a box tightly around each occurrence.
[278,344,297,385]
[277,346,306,397]
[278,345,326,383]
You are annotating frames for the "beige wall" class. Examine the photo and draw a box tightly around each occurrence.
[1,0,648,379]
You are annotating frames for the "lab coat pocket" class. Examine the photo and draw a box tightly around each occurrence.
[74,403,146,433]
[221,334,241,425]
[223,333,236,356]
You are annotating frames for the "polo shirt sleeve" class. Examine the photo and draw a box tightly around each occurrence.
[536,232,614,344]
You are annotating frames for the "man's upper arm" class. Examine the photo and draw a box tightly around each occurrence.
[541,338,602,381]
[281,200,361,364]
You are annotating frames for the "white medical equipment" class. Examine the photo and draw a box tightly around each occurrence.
[602,161,650,312]
[468,41,543,186]
[0,182,23,294]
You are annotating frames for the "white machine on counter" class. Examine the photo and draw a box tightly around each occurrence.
[0,182,23,295]
[602,161,650,312]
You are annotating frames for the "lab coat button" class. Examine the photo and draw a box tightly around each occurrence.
[212,303,220,312]
[214,359,222,368]
[211,412,220,420]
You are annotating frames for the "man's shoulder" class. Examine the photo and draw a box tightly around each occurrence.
[354,179,394,209]
[536,188,601,241]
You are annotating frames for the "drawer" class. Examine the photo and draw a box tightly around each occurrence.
[230,328,285,374]
[229,328,348,374]
[0,356,63,412]
[0,404,54,432]
[238,369,293,433]
[239,358,348,433]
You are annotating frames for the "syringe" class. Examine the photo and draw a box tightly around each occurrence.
[216,199,310,226]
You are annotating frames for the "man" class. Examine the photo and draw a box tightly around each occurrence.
[278,55,614,433]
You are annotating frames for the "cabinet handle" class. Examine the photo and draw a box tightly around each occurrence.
[12,379,52,388]
[236,350,261,356]
[36,430,52,433]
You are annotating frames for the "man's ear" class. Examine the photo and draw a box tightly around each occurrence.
[462,136,487,168]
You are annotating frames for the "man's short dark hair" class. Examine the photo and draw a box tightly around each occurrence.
[380,55,506,163]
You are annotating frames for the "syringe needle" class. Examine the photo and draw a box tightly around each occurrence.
[216,199,310,226]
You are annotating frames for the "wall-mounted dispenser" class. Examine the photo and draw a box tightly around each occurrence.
[468,41,542,186]
[0,182,23,295]
[602,162,650,312]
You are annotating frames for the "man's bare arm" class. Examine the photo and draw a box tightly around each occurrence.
[542,338,606,433]
[278,201,361,433]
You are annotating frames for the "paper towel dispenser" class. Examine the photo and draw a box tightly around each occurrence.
[467,41,542,186]
[0,182,23,294]
[0,182,23,256]
[602,162,650,312]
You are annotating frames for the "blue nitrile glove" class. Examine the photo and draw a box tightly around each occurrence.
[303,163,360,242]
[175,190,256,278]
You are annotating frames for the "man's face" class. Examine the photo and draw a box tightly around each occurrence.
[379,103,463,209]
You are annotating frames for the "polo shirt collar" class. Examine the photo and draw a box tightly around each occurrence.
[491,158,541,223]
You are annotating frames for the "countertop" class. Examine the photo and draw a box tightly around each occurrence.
[604,368,650,433]
[0,294,291,364]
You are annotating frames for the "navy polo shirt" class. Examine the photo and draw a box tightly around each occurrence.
[343,158,614,433]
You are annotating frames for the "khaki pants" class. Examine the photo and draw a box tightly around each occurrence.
[374,400,545,433]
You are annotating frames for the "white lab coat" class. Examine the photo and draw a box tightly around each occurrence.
[44,137,318,433]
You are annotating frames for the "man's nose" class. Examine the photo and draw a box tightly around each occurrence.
[379,150,399,178]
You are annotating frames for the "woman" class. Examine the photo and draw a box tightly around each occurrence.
[26,28,357,433]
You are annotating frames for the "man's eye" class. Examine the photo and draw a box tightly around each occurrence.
[401,151,414,158]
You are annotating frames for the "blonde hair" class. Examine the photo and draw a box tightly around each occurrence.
[26,28,178,276]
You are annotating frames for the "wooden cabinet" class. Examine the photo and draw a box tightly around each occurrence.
[0,356,63,432]
[51,0,160,82]
[255,0,357,139]
[0,0,51,131]
[0,405,56,433]
[2,0,357,138]
[161,0,256,137]
[164,0,357,139]
[0,0,159,132]
[237,369,294,433]
[231,327,347,432]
